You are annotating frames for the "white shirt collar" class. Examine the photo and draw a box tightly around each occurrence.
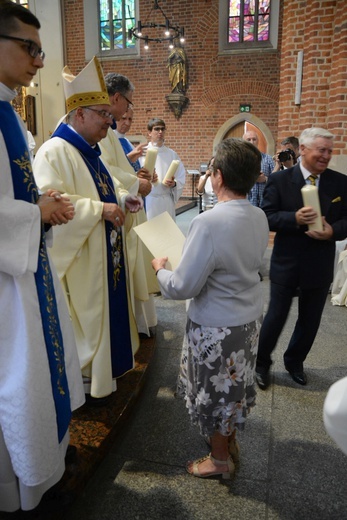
[299,163,320,181]
[113,129,125,138]
[0,82,18,102]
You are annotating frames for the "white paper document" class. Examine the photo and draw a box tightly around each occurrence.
[133,211,186,271]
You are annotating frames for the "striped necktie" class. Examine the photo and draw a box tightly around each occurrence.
[308,175,317,185]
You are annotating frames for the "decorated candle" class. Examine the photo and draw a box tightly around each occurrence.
[144,147,158,180]
[301,184,323,231]
[162,160,180,185]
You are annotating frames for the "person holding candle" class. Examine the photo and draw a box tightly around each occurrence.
[99,76,159,339]
[142,118,186,221]
[113,107,147,173]
[255,127,347,390]
[103,73,154,199]
[196,156,218,211]
[151,138,269,479]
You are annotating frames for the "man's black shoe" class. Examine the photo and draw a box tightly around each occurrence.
[287,370,307,386]
[255,370,270,390]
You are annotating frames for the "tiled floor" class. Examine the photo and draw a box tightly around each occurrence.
[3,205,347,520]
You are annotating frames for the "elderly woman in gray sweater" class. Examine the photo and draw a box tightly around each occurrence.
[152,138,269,479]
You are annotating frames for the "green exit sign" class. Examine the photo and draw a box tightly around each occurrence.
[240,104,251,113]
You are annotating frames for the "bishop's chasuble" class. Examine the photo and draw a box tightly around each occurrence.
[34,124,139,398]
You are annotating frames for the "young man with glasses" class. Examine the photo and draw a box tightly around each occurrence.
[143,117,186,221]
[0,1,84,512]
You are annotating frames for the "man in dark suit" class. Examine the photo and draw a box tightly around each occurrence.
[256,127,347,389]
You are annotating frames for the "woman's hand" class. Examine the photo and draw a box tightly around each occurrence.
[152,256,168,274]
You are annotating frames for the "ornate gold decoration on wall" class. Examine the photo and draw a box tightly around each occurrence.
[11,87,26,121]
[10,88,37,135]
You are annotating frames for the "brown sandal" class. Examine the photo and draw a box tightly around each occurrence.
[186,453,235,480]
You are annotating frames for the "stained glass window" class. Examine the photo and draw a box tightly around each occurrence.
[228,0,270,44]
[99,0,136,52]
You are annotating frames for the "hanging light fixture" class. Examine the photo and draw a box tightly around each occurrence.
[128,0,185,50]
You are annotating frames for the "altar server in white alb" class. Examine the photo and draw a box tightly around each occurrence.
[34,57,143,401]
[142,117,186,221]
[0,1,84,512]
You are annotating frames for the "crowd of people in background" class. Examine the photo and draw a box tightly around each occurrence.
[1,0,347,514]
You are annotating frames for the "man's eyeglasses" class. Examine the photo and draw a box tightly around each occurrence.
[121,93,133,109]
[84,107,113,120]
[0,34,45,60]
[153,127,166,132]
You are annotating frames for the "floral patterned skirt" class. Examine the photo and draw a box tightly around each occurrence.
[176,317,262,438]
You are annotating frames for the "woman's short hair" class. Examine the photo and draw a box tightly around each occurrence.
[213,138,261,195]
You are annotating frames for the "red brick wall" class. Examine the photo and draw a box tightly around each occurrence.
[62,0,347,196]
[278,0,347,153]
[63,0,85,72]
[62,0,282,198]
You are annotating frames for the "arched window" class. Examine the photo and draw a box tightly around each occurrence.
[219,0,279,53]
[98,0,138,56]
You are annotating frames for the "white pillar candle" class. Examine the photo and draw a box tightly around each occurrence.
[144,147,158,180]
[162,160,180,185]
[301,184,323,231]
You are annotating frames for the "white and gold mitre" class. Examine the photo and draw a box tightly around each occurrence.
[62,56,109,113]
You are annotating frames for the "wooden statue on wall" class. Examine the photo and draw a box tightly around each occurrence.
[168,45,187,94]
[166,45,189,119]
[25,95,36,135]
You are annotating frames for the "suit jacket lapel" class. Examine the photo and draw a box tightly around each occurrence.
[290,164,306,208]
[319,169,334,215]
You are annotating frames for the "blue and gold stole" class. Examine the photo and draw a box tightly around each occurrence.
[52,124,133,378]
[0,101,71,442]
